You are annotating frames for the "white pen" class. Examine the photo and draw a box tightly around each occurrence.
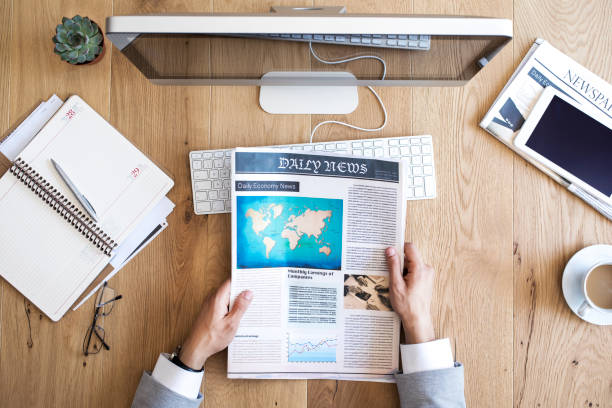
[50,158,99,222]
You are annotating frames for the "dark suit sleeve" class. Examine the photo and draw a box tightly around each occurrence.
[395,363,466,408]
[131,372,203,408]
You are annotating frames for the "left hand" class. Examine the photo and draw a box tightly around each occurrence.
[179,279,253,370]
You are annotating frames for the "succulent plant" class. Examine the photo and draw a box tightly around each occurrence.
[53,15,103,64]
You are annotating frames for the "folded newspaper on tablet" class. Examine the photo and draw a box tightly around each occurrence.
[480,38,612,219]
[228,147,406,382]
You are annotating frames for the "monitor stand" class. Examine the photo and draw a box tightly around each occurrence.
[259,72,358,114]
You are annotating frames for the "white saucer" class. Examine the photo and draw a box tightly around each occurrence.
[562,244,612,326]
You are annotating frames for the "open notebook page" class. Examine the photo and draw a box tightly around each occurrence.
[0,95,173,321]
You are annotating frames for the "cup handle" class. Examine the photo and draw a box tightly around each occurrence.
[577,300,591,318]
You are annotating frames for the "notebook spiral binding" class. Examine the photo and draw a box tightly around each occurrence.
[9,158,117,256]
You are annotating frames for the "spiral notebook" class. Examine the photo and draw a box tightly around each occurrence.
[0,95,174,321]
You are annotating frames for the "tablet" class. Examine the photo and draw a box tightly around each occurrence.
[514,87,612,206]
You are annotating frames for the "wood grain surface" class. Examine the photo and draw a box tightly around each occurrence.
[0,0,610,407]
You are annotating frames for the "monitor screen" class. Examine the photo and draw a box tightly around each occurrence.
[106,15,511,85]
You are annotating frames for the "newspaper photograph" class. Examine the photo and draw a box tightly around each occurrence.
[228,147,406,382]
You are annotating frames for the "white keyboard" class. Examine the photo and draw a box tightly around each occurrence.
[233,34,431,51]
[189,135,436,215]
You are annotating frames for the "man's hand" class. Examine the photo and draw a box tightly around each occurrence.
[178,279,253,370]
[386,243,435,344]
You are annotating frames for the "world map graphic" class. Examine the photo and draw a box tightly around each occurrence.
[236,196,343,270]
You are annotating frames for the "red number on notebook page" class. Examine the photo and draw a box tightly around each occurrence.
[130,167,141,179]
[65,109,76,119]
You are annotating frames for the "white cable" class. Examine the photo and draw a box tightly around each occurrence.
[308,42,388,144]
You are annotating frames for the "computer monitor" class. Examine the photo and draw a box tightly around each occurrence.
[106,9,511,86]
[106,8,511,114]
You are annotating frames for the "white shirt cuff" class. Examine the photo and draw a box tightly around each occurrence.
[400,338,454,374]
[151,353,204,399]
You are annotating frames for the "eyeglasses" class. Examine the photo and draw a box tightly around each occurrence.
[82,282,122,356]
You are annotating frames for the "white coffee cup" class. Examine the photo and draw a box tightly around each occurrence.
[577,260,612,318]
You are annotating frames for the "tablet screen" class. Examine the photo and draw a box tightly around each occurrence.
[525,95,612,197]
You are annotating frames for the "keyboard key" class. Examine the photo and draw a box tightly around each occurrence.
[351,37,360,43]
[212,180,222,189]
[409,35,418,41]
[203,160,213,168]
[191,152,202,159]
[408,40,418,47]
[414,177,424,186]
[415,187,425,197]
[303,145,314,151]
[214,151,224,158]
[214,159,223,168]
[352,142,362,148]
[225,158,231,167]
[314,34,323,40]
[203,152,213,159]
[388,34,397,39]
[195,181,211,190]
[419,41,428,48]
[406,188,414,198]
[413,166,423,175]
[225,151,231,157]
[325,35,334,41]
[423,155,433,164]
[410,138,420,144]
[209,169,219,178]
[400,139,410,145]
[424,166,433,175]
[353,149,363,156]
[225,200,231,211]
[208,190,218,200]
[291,34,301,39]
[192,160,202,170]
[336,36,346,42]
[363,141,373,147]
[400,146,411,155]
[398,40,407,47]
[196,202,211,213]
[389,139,399,145]
[420,35,429,40]
[315,144,324,150]
[404,166,412,176]
[281,34,290,38]
[220,169,230,178]
[387,39,397,46]
[336,142,347,149]
[212,201,225,212]
[422,145,432,154]
[219,190,230,199]
[398,34,407,39]
[374,140,383,147]
[375,148,383,157]
[405,177,413,186]
[303,34,312,40]
[223,179,231,189]
[421,137,431,144]
[372,34,382,38]
[193,170,208,179]
[362,38,371,44]
[195,191,207,201]
[411,145,421,154]
[372,38,382,45]
[325,144,335,150]
[364,148,373,157]
[412,156,423,166]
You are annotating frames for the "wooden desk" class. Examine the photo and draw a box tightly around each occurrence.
[1,1,610,407]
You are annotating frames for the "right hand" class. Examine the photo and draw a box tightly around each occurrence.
[386,243,435,344]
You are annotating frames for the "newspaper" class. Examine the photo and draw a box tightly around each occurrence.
[228,147,406,382]
[480,39,612,219]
